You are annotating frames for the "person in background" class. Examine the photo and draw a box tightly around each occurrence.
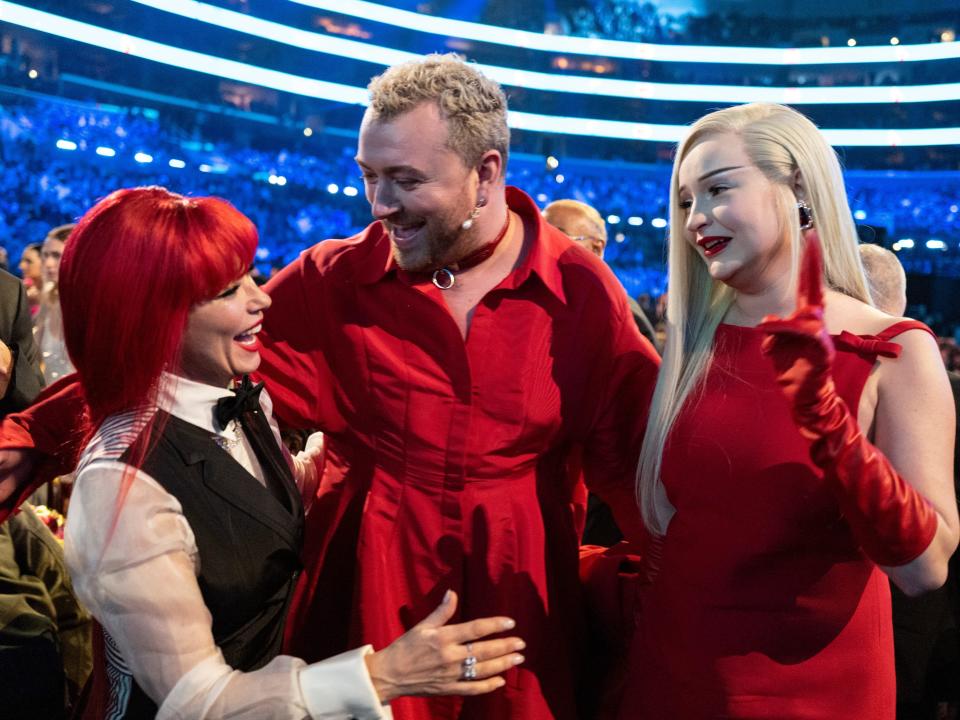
[543,199,659,352]
[35,224,75,383]
[0,261,67,719]
[859,243,907,318]
[858,241,960,720]
[17,243,42,318]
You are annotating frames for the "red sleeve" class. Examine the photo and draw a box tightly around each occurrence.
[257,250,338,431]
[581,298,660,543]
[0,373,87,522]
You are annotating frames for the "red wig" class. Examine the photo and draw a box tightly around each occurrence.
[60,186,258,427]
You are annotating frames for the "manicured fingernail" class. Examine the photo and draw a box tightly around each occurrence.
[494,677,506,688]
[513,654,525,665]
[514,640,526,651]
[502,619,516,629]
[443,589,452,604]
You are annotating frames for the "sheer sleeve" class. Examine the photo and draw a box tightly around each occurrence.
[64,460,389,719]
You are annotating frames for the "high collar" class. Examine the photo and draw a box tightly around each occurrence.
[355,186,568,305]
[158,372,236,434]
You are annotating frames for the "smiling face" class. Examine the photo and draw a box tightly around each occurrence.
[677,132,792,293]
[356,101,479,272]
[178,272,271,388]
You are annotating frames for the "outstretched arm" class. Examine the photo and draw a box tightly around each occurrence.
[67,461,523,718]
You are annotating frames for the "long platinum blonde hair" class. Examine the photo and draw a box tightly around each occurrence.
[637,103,872,535]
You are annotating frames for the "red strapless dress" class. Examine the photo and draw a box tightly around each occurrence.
[620,320,933,719]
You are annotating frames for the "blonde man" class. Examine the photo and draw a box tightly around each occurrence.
[542,199,607,258]
[0,54,661,720]
[544,199,658,351]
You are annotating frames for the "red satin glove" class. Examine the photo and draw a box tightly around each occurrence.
[758,233,936,566]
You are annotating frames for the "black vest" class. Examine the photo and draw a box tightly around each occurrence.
[108,413,304,719]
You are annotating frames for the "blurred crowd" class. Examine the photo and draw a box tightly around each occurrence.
[481,0,959,47]
[1,93,959,340]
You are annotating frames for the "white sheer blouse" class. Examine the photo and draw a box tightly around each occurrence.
[64,374,391,719]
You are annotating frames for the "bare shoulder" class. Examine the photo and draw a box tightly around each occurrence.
[823,290,906,337]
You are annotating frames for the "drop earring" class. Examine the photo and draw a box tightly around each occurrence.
[461,197,486,230]
[797,200,814,230]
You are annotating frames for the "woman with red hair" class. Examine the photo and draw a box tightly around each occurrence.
[59,187,525,719]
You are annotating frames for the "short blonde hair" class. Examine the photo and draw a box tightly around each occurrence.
[367,53,510,172]
[543,199,608,242]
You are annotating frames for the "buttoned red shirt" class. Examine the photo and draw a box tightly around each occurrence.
[258,186,660,719]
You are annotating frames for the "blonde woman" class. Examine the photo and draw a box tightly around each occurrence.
[622,103,957,718]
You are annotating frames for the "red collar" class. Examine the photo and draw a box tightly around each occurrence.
[357,187,568,305]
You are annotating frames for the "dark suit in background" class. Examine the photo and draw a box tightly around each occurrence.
[0,269,43,415]
[0,268,71,720]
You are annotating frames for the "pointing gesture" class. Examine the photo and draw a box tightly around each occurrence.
[758,232,836,424]
[758,231,937,569]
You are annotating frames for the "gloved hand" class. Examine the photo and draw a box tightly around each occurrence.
[759,232,936,566]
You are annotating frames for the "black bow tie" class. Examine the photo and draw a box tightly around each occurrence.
[214,376,264,428]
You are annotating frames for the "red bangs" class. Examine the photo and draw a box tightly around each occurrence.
[60,187,259,425]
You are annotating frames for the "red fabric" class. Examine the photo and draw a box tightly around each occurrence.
[621,321,925,719]
[0,374,86,523]
[578,542,643,719]
[262,188,659,719]
[758,238,936,567]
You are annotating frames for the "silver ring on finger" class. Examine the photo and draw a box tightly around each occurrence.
[460,643,477,680]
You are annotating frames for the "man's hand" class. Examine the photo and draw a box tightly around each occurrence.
[365,590,525,703]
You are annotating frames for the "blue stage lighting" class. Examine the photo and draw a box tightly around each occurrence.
[7,2,956,145]
[127,0,960,104]
[286,0,960,65]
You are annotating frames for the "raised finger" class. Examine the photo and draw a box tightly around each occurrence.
[441,616,516,645]
[798,232,824,308]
